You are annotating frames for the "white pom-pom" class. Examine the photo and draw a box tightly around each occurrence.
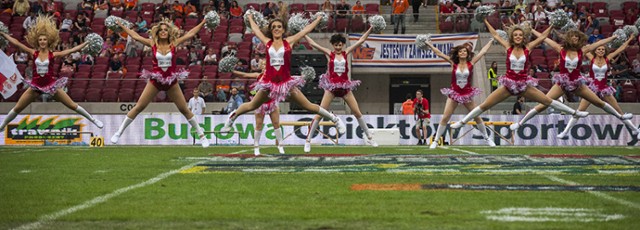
[635,17,640,32]
[204,11,220,31]
[105,16,131,33]
[474,5,495,22]
[560,20,577,32]
[288,13,310,34]
[609,29,628,49]
[0,21,9,49]
[415,34,431,51]
[546,9,569,28]
[368,15,386,33]
[244,9,268,30]
[623,25,639,38]
[82,33,104,56]
[219,55,239,73]
[299,66,316,82]
[495,30,508,45]
[313,12,329,29]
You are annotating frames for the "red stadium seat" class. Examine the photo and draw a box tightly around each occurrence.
[119,89,135,102]
[102,89,119,102]
[306,3,320,14]
[351,17,366,32]
[334,18,349,33]
[364,3,379,14]
[440,21,454,33]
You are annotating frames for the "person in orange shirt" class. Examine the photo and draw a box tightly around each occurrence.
[123,0,137,11]
[401,93,414,115]
[351,0,365,18]
[229,0,243,19]
[392,0,409,34]
[109,0,123,11]
[185,1,198,18]
[172,1,184,18]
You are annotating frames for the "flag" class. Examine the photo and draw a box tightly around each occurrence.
[0,50,24,99]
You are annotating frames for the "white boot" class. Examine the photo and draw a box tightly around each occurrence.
[110,133,120,144]
[429,140,438,149]
[277,145,285,154]
[253,147,261,156]
[304,141,311,153]
[221,110,236,132]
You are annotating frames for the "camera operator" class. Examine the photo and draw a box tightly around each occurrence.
[413,90,430,145]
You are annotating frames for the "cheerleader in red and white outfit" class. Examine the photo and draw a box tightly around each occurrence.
[302,27,375,153]
[508,29,632,131]
[0,15,103,132]
[110,19,210,147]
[232,59,284,156]
[421,40,496,149]
[451,20,585,131]
[558,36,638,139]
[221,14,346,136]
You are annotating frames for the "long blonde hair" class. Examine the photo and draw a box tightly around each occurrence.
[506,23,532,48]
[25,15,60,50]
[149,18,180,46]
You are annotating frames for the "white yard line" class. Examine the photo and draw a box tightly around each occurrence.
[13,149,248,230]
[440,146,480,155]
[543,175,640,210]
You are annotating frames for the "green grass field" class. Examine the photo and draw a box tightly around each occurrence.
[0,145,639,230]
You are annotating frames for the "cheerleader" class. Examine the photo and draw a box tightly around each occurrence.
[508,29,632,131]
[110,19,210,147]
[451,19,586,130]
[421,40,496,149]
[231,59,284,156]
[0,15,103,132]
[302,27,376,153]
[557,36,638,139]
[221,14,346,136]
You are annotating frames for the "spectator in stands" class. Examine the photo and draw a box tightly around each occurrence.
[221,43,236,57]
[59,13,73,32]
[439,0,454,22]
[512,96,524,114]
[74,12,90,32]
[225,87,243,113]
[79,52,94,65]
[624,8,637,26]
[185,1,198,18]
[229,1,242,19]
[513,0,526,14]
[321,0,334,15]
[124,0,137,11]
[94,0,109,18]
[276,1,287,21]
[500,0,514,18]
[612,80,622,101]
[24,61,33,81]
[583,14,598,35]
[110,0,124,11]
[203,48,218,65]
[80,0,93,10]
[250,54,261,72]
[60,56,76,76]
[218,1,230,19]
[487,61,498,91]
[31,0,44,14]
[23,12,36,30]
[11,0,29,16]
[587,29,603,44]
[14,51,28,64]
[546,0,558,11]
[134,16,148,33]
[570,13,581,30]
[392,0,409,34]
[188,88,206,115]
[453,0,470,14]
[401,93,413,115]
[632,54,640,78]
[263,2,276,19]
[1,0,12,11]
[230,78,246,98]
[112,37,126,55]
[187,46,201,66]
[611,58,631,79]
[336,0,349,19]
[410,0,425,22]
[198,76,215,102]
[107,56,123,76]
[216,86,227,102]
[533,5,546,29]
[172,1,184,18]
[352,1,365,18]
[234,60,247,72]
[45,0,57,16]
[157,0,172,18]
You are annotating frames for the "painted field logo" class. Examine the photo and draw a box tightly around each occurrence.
[481,207,625,222]
[5,116,83,145]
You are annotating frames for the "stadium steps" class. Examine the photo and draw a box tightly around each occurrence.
[379,5,437,34]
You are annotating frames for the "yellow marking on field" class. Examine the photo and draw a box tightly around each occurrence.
[351,184,421,191]
[375,164,403,169]
[179,166,208,174]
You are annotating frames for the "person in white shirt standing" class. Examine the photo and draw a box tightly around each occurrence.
[188,88,206,115]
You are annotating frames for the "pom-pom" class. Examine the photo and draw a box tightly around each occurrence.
[218,55,239,73]
[546,9,569,28]
[495,30,508,45]
[299,66,316,82]
[560,20,578,32]
[243,9,268,30]
[635,17,640,32]
[368,15,386,33]
[623,25,638,38]
[204,11,220,30]
[288,13,310,34]
[415,34,431,51]
[0,21,9,49]
[609,29,628,49]
[81,33,104,56]
[474,5,495,22]
[313,12,329,29]
[105,16,131,33]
